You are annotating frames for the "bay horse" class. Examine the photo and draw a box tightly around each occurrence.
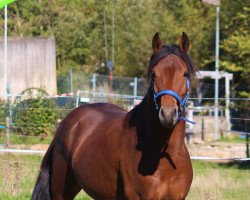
[32,32,196,200]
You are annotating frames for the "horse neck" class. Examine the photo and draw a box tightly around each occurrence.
[131,90,186,152]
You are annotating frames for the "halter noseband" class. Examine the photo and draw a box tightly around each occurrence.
[149,45,195,124]
[152,79,195,124]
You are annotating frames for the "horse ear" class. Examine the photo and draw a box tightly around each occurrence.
[179,32,189,52]
[152,32,163,54]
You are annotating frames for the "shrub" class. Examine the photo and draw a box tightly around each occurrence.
[12,88,59,136]
[0,99,10,126]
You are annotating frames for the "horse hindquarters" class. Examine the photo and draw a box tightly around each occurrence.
[50,143,82,200]
[31,141,54,200]
[32,141,81,200]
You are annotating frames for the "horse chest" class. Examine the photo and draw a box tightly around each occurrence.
[148,169,190,199]
[153,172,190,200]
[121,153,192,200]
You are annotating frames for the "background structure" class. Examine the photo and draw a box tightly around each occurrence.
[0,37,56,95]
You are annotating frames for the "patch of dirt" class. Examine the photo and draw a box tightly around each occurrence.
[6,144,49,151]
[187,142,247,158]
[30,144,49,151]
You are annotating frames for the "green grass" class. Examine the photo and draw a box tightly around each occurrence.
[0,154,43,200]
[0,154,249,200]
[0,134,52,146]
[0,154,91,200]
[217,135,247,143]
[187,161,250,200]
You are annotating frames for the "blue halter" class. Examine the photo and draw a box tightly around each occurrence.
[153,78,195,124]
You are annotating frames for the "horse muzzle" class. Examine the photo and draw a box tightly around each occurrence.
[158,106,178,128]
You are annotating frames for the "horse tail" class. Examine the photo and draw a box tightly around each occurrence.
[31,139,55,200]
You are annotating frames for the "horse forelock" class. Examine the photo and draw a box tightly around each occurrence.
[147,45,196,81]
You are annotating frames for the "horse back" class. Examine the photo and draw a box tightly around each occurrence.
[56,102,126,156]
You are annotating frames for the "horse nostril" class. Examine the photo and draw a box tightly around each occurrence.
[159,107,175,127]
[173,108,177,116]
[160,107,166,118]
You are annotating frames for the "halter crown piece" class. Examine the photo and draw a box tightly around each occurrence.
[150,45,195,125]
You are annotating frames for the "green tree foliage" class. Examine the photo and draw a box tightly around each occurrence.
[0,0,248,96]
[220,0,250,97]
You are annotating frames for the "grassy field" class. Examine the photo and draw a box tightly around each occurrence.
[0,154,249,200]
[187,161,250,200]
[0,133,53,146]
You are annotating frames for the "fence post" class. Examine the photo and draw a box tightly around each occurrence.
[245,118,249,158]
[75,90,80,108]
[6,117,10,147]
[69,67,73,93]
[201,117,205,141]
[246,134,249,158]
[225,73,231,135]
[7,82,12,124]
[133,77,138,106]
[92,74,96,92]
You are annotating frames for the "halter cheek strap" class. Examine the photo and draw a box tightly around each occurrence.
[153,79,195,124]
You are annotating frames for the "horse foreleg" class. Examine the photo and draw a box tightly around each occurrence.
[51,145,81,200]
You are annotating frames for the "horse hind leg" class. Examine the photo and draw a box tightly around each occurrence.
[51,145,81,200]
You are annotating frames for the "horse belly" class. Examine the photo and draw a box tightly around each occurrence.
[75,164,118,200]
[71,124,122,200]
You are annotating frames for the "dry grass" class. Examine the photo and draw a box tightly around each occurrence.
[0,154,41,199]
[0,153,91,200]
[187,161,250,200]
[0,154,249,200]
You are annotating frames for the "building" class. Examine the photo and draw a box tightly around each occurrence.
[0,37,56,95]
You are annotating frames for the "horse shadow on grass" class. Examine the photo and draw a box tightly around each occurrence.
[218,160,250,170]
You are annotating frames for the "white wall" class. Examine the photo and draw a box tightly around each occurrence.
[0,37,57,95]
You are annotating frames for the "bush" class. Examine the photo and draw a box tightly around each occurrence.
[12,88,59,136]
[0,99,10,126]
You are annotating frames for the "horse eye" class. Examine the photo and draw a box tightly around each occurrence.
[183,72,189,78]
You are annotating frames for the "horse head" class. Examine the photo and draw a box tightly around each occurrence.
[148,32,196,128]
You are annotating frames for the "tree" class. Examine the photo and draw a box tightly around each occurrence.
[0,0,248,97]
[220,0,250,97]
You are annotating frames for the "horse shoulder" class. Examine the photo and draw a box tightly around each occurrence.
[55,103,130,199]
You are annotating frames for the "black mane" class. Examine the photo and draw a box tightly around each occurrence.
[147,45,196,80]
